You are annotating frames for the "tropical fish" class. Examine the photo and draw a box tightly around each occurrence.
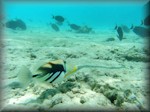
[50,23,59,32]
[18,59,125,88]
[68,23,81,31]
[52,15,65,23]
[114,25,124,41]
[5,19,27,30]
[130,25,150,38]
[105,38,115,42]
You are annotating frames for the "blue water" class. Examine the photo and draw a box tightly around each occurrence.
[4,1,148,29]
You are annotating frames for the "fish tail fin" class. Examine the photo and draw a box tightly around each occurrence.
[17,65,32,88]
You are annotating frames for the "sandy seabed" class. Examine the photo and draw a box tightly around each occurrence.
[1,27,150,111]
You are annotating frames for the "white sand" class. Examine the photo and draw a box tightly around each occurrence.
[1,27,149,111]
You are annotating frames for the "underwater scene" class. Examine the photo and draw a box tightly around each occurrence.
[1,1,150,111]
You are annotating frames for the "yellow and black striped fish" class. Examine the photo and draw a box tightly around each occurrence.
[32,60,67,83]
[18,59,125,88]
[18,60,78,88]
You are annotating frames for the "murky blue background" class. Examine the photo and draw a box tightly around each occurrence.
[4,1,148,29]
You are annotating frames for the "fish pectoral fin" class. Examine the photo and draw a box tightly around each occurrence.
[17,65,32,88]
[64,66,78,78]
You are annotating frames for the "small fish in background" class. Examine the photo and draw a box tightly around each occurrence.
[105,37,115,42]
[114,25,124,41]
[52,15,65,24]
[130,25,150,38]
[141,15,150,26]
[67,22,93,34]
[77,25,93,34]
[17,59,125,88]
[68,23,81,31]
[50,23,60,32]
[5,19,27,30]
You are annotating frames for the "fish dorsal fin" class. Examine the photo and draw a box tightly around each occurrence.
[48,59,66,71]
[49,59,64,65]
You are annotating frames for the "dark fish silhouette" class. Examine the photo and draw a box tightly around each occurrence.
[52,15,65,23]
[115,25,123,41]
[5,19,26,30]
[51,23,59,32]
[68,23,81,31]
[105,38,115,42]
[141,15,150,26]
[130,25,150,38]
